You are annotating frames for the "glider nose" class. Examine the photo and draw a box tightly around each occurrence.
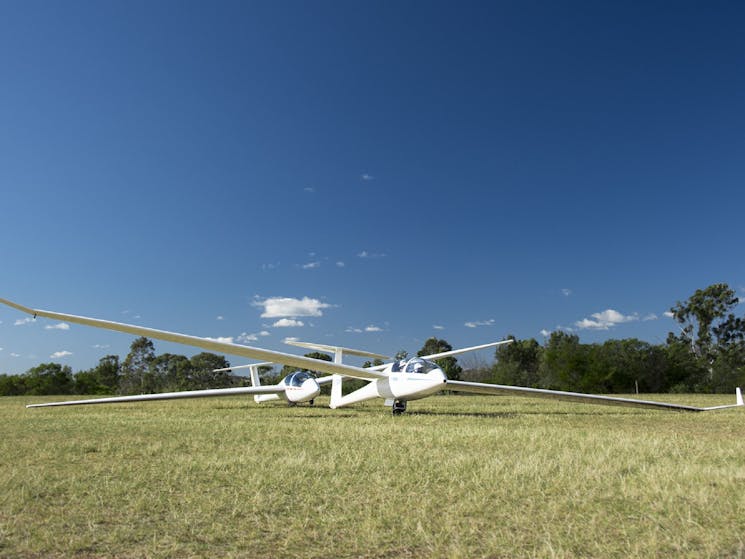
[287,378,321,403]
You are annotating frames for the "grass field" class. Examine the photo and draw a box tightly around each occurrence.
[2,393,744,558]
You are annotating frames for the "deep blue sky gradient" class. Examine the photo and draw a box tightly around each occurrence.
[1,1,743,373]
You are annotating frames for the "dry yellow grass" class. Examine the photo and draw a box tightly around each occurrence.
[2,393,744,558]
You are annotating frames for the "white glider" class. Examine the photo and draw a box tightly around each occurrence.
[1,297,742,414]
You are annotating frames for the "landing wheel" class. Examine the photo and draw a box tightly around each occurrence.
[309,399,315,406]
[392,400,407,415]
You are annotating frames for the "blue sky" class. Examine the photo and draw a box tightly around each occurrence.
[1,1,743,374]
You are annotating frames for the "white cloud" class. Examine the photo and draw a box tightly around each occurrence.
[0,347,3,351]
[575,309,639,330]
[45,322,70,331]
[237,332,258,344]
[207,336,234,344]
[302,261,321,270]
[663,311,675,318]
[10,353,20,358]
[93,344,110,349]
[465,319,495,328]
[216,316,224,321]
[336,261,345,268]
[540,329,551,337]
[365,325,383,332]
[561,288,572,297]
[14,317,34,326]
[261,262,280,271]
[273,318,305,328]
[259,330,270,337]
[304,187,315,193]
[346,327,363,333]
[50,350,73,358]
[283,337,299,343]
[361,173,374,181]
[254,296,331,318]
[433,325,445,330]
[642,313,658,322]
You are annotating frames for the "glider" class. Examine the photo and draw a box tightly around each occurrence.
[1,297,742,414]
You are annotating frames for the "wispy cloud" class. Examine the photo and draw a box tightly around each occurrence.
[254,296,331,318]
[346,327,362,333]
[283,337,299,344]
[575,309,638,330]
[365,325,383,332]
[216,316,224,321]
[261,262,280,271]
[433,325,445,330]
[540,329,551,337]
[361,173,374,181]
[561,288,572,297]
[93,344,110,349]
[50,350,72,358]
[14,317,34,326]
[357,250,386,259]
[272,318,305,328]
[336,261,345,268]
[45,322,70,330]
[642,313,658,321]
[304,187,315,193]
[301,261,321,270]
[465,319,495,328]
[663,311,675,318]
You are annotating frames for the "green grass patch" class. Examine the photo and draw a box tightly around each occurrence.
[2,394,744,558]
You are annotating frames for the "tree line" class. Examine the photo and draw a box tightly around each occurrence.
[490,283,744,394]
[2,283,743,396]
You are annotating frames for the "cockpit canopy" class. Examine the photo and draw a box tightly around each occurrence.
[283,370,316,386]
[392,357,440,374]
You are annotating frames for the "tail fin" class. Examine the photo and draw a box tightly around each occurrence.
[737,387,743,407]
[247,364,280,404]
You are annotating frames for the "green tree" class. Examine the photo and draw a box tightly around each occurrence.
[120,337,156,394]
[24,363,74,395]
[189,352,232,389]
[670,283,741,361]
[539,331,589,391]
[74,355,120,395]
[0,374,27,396]
[669,283,745,391]
[417,337,462,380]
[492,336,543,387]
[150,353,192,391]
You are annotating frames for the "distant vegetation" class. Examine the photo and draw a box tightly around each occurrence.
[1,283,743,396]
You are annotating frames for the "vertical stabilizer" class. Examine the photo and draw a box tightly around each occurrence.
[737,387,743,407]
[248,364,281,403]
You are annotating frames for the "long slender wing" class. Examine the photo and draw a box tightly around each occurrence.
[422,339,514,360]
[26,385,285,408]
[445,380,744,412]
[0,298,387,381]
